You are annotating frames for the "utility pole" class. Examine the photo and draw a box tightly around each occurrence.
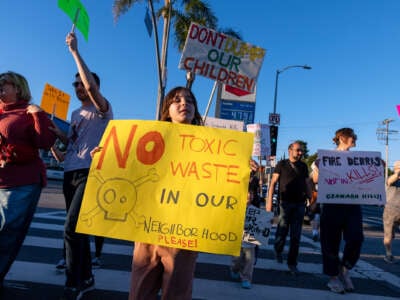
[377,119,398,181]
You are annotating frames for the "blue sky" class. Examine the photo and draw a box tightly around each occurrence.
[1,1,400,166]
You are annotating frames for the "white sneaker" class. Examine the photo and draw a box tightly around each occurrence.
[327,277,345,294]
[339,267,354,292]
[384,255,395,264]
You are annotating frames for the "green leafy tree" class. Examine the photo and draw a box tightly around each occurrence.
[164,0,217,51]
[304,152,318,171]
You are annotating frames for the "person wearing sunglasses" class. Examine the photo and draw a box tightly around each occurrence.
[266,141,312,275]
[51,32,113,300]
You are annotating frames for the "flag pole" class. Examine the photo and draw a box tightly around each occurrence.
[71,7,80,33]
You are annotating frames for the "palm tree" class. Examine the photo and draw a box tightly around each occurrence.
[113,0,166,120]
[112,0,241,117]
[163,0,217,52]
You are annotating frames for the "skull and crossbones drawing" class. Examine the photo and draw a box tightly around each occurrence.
[80,168,159,227]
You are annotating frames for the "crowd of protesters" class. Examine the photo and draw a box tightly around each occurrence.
[0,29,397,300]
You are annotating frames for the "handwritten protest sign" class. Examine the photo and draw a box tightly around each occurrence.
[179,23,266,93]
[76,120,254,256]
[58,0,90,41]
[246,124,270,157]
[40,83,70,120]
[243,205,273,246]
[317,150,385,205]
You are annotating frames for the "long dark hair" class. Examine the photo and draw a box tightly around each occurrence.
[160,86,203,125]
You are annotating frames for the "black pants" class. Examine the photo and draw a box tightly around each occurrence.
[63,169,93,288]
[274,201,306,266]
[320,203,364,276]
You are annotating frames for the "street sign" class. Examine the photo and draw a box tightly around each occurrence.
[219,100,255,125]
[269,113,280,125]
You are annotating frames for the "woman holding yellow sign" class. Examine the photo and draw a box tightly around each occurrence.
[129,86,203,300]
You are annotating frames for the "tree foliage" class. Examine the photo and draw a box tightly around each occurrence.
[112,0,242,91]
[113,0,149,22]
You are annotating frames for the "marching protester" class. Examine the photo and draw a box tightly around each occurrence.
[312,128,364,294]
[383,160,400,263]
[230,165,261,289]
[266,141,312,275]
[51,147,105,271]
[50,32,113,300]
[0,71,56,291]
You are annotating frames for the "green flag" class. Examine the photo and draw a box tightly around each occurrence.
[58,0,90,41]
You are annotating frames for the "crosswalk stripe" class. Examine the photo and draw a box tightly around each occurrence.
[192,278,399,300]
[4,209,400,300]
[6,261,400,300]
[6,261,130,292]
[21,234,400,286]
[30,222,64,231]
[23,236,133,256]
[355,259,400,288]
[7,261,395,300]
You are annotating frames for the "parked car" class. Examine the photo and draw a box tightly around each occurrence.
[46,167,64,180]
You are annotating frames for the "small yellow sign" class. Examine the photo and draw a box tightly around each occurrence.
[76,120,254,256]
[40,83,70,120]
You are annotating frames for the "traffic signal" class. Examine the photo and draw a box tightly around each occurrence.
[270,125,278,156]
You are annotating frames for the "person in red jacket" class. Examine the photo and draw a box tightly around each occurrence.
[0,71,56,291]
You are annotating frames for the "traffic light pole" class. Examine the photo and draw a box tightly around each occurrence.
[267,65,311,210]
[269,125,278,157]
[270,65,311,157]
[273,70,280,115]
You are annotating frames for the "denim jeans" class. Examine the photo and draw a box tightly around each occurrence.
[231,245,256,282]
[0,184,42,283]
[274,201,306,266]
[63,169,92,288]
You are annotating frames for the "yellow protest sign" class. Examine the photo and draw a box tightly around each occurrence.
[76,120,254,256]
[40,83,70,120]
